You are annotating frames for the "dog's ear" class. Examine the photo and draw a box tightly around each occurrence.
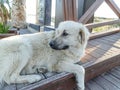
[79,26,90,44]
[79,30,85,44]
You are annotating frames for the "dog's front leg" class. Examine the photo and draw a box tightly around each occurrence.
[57,62,85,90]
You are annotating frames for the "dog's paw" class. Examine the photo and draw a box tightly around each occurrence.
[37,67,47,73]
[28,75,42,83]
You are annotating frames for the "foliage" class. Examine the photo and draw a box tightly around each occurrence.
[0,23,10,33]
[0,0,11,23]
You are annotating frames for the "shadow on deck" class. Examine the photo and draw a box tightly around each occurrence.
[2,31,120,90]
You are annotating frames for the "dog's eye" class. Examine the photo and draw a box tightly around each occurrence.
[62,30,68,36]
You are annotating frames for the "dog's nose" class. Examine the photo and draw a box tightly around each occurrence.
[49,40,55,47]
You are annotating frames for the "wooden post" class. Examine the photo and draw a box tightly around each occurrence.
[55,0,64,27]
[44,0,52,25]
[79,0,104,24]
[63,0,77,21]
[39,0,51,26]
[82,0,96,24]
[77,0,84,19]
[55,0,78,27]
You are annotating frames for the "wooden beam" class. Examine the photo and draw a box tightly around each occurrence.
[89,29,120,40]
[44,0,52,25]
[63,0,77,21]
[105,0,120,18]
[84,53,120,82]
[79,0,104,24]
[55,0,64,27]
[38,0,51,25]
[83,0,96,32]
[85,19,120,29]
[77,0,84,19]
[72,0,77,21]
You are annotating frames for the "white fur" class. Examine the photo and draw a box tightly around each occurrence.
[0,21,90,90]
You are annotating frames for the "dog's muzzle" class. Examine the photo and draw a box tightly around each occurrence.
[49,40,69,50]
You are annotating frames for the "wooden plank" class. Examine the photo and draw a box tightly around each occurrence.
[84,34,120,81]
[105,0,120,18]
[93,34,120,43]
[93,37,120,48]
[114,66,120,71]
[92,33,120,43]
[82,0,96,25]
[98,34,120,43]
[97,39,120,49]
[86,80,104,90]
[93,76,120,90]
[108,68,120,79]
[63,0,77,21]
[85,19,120,29]
[19,73,77,90]
[89,29,120,40]
[104,33,120,40]
[102,72,120,88]
[44,0,52,25]
[88,40,120,53]
[85,67,120,90]
[101,35,120,43]
[86,43,112,55]
[84,53,120,81]
[81,53,97,63]
[77,0,84,19]
[55,0,64,27]
[0,30,18,39]
[79,0,104,24]
[86,45,110,59]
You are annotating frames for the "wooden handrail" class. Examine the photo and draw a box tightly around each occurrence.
[89,29,120,40]
[85,19,120,29]
[78,0,120,24]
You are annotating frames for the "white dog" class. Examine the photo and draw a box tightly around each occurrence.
[0,21,90,90]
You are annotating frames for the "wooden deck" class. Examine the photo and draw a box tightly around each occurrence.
[1,31,120,90]
[86,66,120,90]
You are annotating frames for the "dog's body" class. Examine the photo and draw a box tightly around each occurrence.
[0,21,90,90]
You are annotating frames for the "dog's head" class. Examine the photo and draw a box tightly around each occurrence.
[49,21,90,50]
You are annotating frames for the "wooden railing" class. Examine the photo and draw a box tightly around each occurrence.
[85,19,120,29]
[63,0,120,32]
[39,0,120,33]
[78,0,105,24]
